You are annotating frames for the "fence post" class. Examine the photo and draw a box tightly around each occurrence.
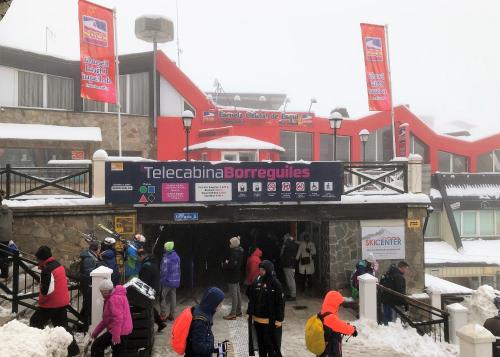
[457,324,495,357]
[90,266,113,333]
[5,164,11,199]
[447,303,469,345]
[11,256,19,314]
[429,290,442,320]
[407,154,422,193]
[92,150,108,198]
[358,273,378,321]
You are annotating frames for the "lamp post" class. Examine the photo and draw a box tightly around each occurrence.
[359,129,370,162]
[307,97,317,113]
[329,111,343,160]
[234,95,241,109]
[182,110,194,161]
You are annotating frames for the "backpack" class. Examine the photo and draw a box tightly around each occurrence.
[170,306,208,355]
[380,264,397,289]
[305,312,332,355]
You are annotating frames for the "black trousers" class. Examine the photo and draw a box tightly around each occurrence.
[30,306,80,356]
[80,284,92,331]
[91,331,127,357]
[254,322,282,357]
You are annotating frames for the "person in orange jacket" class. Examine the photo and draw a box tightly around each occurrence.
[319,290,358,357]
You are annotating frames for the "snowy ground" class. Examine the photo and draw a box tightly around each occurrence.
[151,294,458,357]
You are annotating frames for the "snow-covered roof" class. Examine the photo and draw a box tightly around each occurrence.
[185,136,285,152]
[48,160,92,165]
[2,196,104,208]
[433,120,500,141]
[107,156,156,162]
[425,240,500,265]
[445,184,500,199]
[0,123,102,142]
[425,273,473,294]
[429,188,442,199]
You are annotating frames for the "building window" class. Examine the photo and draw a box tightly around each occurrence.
[221,151,257,162]
[477,150,500,172]
[364,126,393,162]
[18,71,43,108]
[319,134,351,161]
[462,211,477,236]
[129,72,149,115]
[0,148,36,167]
[201,152,208,161]
[108,75,127,113]
[410,134,429,163]
[425,211,441,238]
[454,210,500,237]
[47,75,74,110]
[438,151,468,172]
[280,131,313,161]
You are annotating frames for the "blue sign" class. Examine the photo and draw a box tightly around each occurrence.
[174,212,199,221]
[105,161,343,205]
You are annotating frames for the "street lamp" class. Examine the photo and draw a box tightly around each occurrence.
[283,97,290,112]
[234,95,241,109]
[307,97,317,113]
[329,111,343,160]
[182,110,194,161]
[135,16,174,128]
[359,129,370,162]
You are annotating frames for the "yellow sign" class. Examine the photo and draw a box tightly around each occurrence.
[407,219,421,229]
[114,215,136,235]
[111,162,124,171]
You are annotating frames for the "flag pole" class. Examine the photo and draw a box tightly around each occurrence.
[113,8,122,156]
[384,24,396,159]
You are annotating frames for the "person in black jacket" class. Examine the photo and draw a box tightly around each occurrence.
[222,236,244,320]
[483,297,500,357]
[79,241,100,331]
[381,261,409,325]
[280,233,298,301]
[247,260,285,357]
[185,287,225,357]
[138,249,166,332]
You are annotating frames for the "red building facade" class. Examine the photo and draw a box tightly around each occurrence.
[156,52,500,173]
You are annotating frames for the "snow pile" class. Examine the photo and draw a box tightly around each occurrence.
[425,274,473,294]
[3,196,105,208]
[425,240,500,265]
[0,305,14,317]
[463,285,500,325]
[0,319,72,357]
[349,318,458,357]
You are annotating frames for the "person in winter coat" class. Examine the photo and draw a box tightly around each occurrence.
[296,233,316,292]
[319,290,357,357]
[351,253,378,299]
[245,247,263,286]
[138,249,167,332]
[185,287,225,357]
[91,279,133,357]
[160,241,181,321]
[100,237,120,286]
[280,233,298,301]
[222,236,245,320]
[380,261,409,325]
[79,241,100,331]
[30,246,80,356]
[247,260,285,357]
[483,297,500,357]
[125,233,146,280]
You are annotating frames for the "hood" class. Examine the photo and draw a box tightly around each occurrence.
[251,248,263,258]
[111,285,127,297]
[321,290,344,314]
[199,287,225,315]
[39,256,55,268]
[259,260,275,280]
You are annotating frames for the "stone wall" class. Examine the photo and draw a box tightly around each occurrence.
[327,206,426,294]
[0,107,156,159]
[12,207,137,266]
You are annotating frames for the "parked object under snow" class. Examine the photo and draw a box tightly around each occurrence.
[0,319,72,357]
[463,285,500,325]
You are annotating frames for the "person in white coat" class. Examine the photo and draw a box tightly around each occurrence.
[296,232,316,292]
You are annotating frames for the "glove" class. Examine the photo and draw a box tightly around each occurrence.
[352,327,358,337]
[112,335,121,345]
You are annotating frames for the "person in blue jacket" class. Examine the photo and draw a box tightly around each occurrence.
[125,234,146,280]
[100,237,120,286]
[185,287,225,357]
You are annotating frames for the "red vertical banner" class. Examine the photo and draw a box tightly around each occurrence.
[78,0,116,104]
[398,123,410,157]
[360,23,392,111]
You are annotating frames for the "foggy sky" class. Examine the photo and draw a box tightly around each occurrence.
[1,0,499,133]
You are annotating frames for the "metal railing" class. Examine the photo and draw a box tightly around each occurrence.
[0,164,92,199]
[378,284,450,343]
[0,247,84,330]
[343,161,408,195]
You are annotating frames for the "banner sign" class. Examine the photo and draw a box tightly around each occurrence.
[360,23,392,111]
[202,110,313,126]
[397,123,410,157]
[78,0,116,103]
[106,161,343,205]
[361,220,405,260]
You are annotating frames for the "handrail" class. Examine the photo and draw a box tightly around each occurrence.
[378,284,449,316]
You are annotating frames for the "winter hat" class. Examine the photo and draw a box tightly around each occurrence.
[229,236,240,248]
[366,253,376,264]
[99,278,114,292]
[259,260,275,280]
[199,287,225,315]
[104,237,116,245]
[164,241,174,252]
[134,234,146,243]
[35,246,52,261]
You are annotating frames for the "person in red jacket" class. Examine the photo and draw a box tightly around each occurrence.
[30,245,80,356]
[245,247,262,286]
[319,290,357,357]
